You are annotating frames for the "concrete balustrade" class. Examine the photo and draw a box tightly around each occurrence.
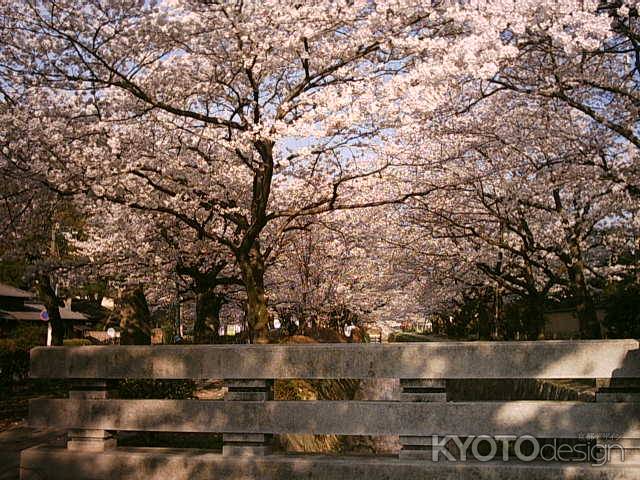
[27,399,640,437]
[20,340,640,480]
[28,340,640,379]
[222,379,274,456]
[399,379,448,460]
[66,381,117,452]
[596,377,640,464]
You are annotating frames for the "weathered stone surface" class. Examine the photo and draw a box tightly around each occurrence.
[596,379,640,403]
[400,379,446,388]
[597,393,640,402]
[400,392,447,402]
[399,436,438,446]
[68,429,112,439]
[67,438,117,452]
[400,378,447,402]
[20,447,640,480]
[28,399,640,438]
[66,382,116,452]
[399,378,448,459]
[67,428,116,452]
[29,340,640,380]
[353,378,401,454]
[224,391,271,401]
[69,390,113,400]
[225,380,273,389]
[222,445,273,457]
[223,433,270,443]
[222,379,273,456]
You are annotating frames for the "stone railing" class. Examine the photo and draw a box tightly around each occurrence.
[20,340,640,480]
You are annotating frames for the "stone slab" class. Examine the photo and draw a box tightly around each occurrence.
[398,449,442,461]
[223,433,270,443]
[400,379,447,388]
[69,390,113,400]
[224,391,271,401]
[29,340,640,380]
[597,393,640,402]
[67,438,116,452]
[28,399,640,438]
[20,446,640,480]
[68,429,112,439]
[399,436,437,446]
[400,392,447,402]
[224,380,273,388]
[222,445,272,457]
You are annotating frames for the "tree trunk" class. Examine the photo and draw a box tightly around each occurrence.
[194,290,223,344]
[566,252,601,339]
[118,285,152,345]
[574,280,601,339]
[237,246,270,343]
[525,293,545,340]
[477,302,492,340]
[35,274,64,346]
[554,189,601,338]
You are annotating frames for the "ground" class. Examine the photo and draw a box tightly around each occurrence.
[0,421,65,480]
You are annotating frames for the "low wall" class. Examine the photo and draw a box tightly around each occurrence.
[21,340,640,480]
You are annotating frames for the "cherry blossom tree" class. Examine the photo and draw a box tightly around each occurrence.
[0,0,450,340]
[1,0,637,341]
[73,201,243,342]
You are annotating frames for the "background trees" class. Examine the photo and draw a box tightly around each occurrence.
[0,0,637,341]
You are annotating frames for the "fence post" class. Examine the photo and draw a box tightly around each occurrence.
[398,379,448,461]
[67,381,116,452]
[222,379,273,456]
[595,378,640,464]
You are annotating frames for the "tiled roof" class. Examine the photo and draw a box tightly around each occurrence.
[0,305,88,321]
[0,282,33,299]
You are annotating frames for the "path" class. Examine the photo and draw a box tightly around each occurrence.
[0,421,65,480]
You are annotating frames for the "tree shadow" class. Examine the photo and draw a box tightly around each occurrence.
[21,340,640,479]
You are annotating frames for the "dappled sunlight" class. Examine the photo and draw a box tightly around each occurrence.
[22,340,640,479]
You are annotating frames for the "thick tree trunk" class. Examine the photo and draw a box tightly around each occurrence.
[36,274,64,346]
[566,254,601,339]
[194,290,223,344]
[237,246,270,343]
[477,303,492,340]
[573,281,600,339]
[118,285,152,345]
[525,293,546,340]
[554,190,601,338]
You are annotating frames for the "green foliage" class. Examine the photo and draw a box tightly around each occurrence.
[62,338,92,346]
[388,332,433,342]
[602,281,640,338]
[117,379,196,399]
[0,339,29,398]
[0,332,70,404]
[162,323,177,344]
[0,261,28,286]
[11,324,47,350]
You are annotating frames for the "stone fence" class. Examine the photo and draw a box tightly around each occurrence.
[20,340,640,479]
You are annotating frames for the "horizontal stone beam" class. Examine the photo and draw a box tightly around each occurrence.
[29,340,640,380]
[29,399,640,438]
[20,447,640,480]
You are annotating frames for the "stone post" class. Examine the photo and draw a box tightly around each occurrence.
[222,379,273,456]
[67,381,116,452]
[595,378,640,465]
[398,379,448,461]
